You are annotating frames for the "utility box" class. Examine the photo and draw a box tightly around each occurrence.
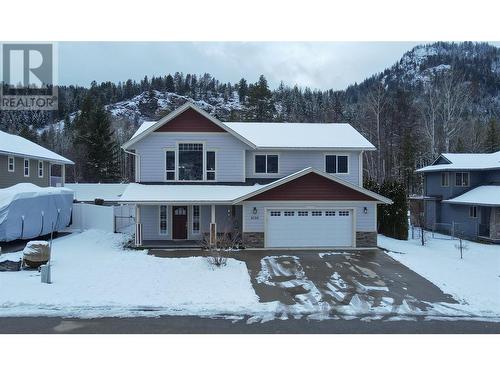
[40,264,51,284]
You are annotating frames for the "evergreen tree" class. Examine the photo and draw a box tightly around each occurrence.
[72,94,120,182]
[165,74,175,92]
[248,75,274,121]
[484,118,499,152]
[237,78,248,102]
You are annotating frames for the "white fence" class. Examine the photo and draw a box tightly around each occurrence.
[69,203,135,233]
[69,203,115,232]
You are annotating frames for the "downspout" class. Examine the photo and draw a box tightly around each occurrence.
[123,149,140,183]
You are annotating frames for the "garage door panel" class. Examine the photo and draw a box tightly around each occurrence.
[266,209,353,248]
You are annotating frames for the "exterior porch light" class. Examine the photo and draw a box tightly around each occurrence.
[253,207,258,215]
[363,207,368,214]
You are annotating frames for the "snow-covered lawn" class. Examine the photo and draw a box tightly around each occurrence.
[0,230,275,318]
[379,233,500,317]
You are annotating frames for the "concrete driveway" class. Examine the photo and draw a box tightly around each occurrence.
[234,250,459,321]
[150,248,462,321]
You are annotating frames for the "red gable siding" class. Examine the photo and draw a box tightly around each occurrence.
[155,108,226,133]
[247,173,377,201]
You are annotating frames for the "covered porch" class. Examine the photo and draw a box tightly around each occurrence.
[134,203,243,248]
[443,185,500,242]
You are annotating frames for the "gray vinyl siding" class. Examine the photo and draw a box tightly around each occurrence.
[242,201,377,233]
[139,204,243,241]
[245,150,361,185]
[440,204,480,238]
[134,133,249,183]
[140,205,172,241]
[424,171,483,200]
[200,205,243,234]
[0,155,50,188]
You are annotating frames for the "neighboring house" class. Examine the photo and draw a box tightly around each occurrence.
[120,102,391,249]
[0,130,73,188]
[416,151,500,241]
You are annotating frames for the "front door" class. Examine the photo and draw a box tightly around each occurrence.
[173,206,188,239]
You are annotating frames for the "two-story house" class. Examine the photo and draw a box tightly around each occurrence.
[0,130,73,188]
[120,103,391,249]
[416,152,500,241]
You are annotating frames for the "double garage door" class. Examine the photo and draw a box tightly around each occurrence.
[266,208,353,248]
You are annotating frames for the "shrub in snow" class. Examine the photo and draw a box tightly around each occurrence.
[23,241,50,268]
[455,237,468,259]
[201,232,242,268]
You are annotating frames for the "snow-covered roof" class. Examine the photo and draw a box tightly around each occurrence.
[0,130,74,164]
[443,186,500,206]
[223,122,375,150]
[120,168,392,204]
[130,121,156,140]
[0,183,73,212]
[417,152,500,172]
[66,183,129,202]
[119,183,265,204]
[122,102,375,151]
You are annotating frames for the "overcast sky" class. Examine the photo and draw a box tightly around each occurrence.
[58,42,426,90]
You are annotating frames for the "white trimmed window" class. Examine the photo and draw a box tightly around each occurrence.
[178,143,203,181]
[284,211,295,216]
[23,159,30,177]
[192,205,200,234]
[7,156,14,172]
[255,154,278,174]
[469,206,477,218]
[455,172,469,187]
[325,211,336,216]
[165,150,175,181]
[312,211,322,216]
[38,160,43,178]
[441,172,449,187]
[325,155,349,174]
[159,205,168,235]
[339,210,350,216]
[298,211,308,216]
[270,211,281,216]
[206,151,216,181]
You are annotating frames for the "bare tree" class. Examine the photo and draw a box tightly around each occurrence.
[439,73,471,152]
[364,81,388,182]
[418,85,439,159]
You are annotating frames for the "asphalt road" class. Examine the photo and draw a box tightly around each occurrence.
[1,316,500,334]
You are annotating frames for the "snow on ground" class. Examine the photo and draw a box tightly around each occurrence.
[379,233,500,317]
[0,230,276,318]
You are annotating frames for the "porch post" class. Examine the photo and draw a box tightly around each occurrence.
[135,204,143,246]
[61,164,66,187]
[210,204,216,246]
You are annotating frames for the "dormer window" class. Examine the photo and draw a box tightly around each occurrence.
[455,172,469,187]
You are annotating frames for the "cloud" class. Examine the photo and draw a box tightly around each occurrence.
[59,42,421,90]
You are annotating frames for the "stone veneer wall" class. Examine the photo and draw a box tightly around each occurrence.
[356,231,377,248]
[242,232,265,248]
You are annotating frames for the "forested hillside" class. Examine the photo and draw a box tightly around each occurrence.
[1,41,499,191]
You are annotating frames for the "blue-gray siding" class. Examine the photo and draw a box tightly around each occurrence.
[134,133,249,183]
[139,204,242,241]
[245,150,361,185]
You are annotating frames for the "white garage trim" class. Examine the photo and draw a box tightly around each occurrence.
[263,206,356,248]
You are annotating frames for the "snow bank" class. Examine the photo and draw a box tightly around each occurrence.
[0,230,274,318]
[379,234,500,317]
